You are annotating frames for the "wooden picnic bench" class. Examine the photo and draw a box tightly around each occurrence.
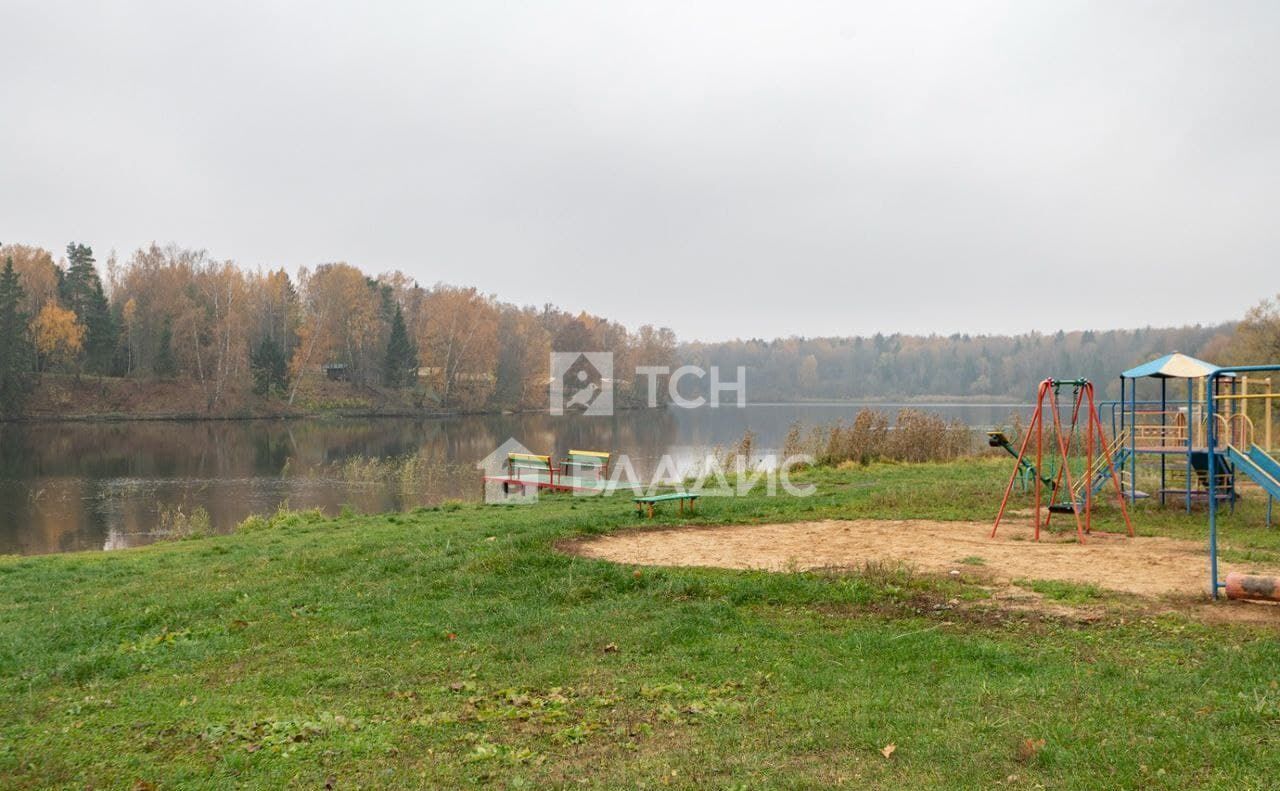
[634,491,698,518]
[502,452,561,493]
[564,449,610,479]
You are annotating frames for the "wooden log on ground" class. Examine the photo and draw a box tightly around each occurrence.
[1224,572,1280,602]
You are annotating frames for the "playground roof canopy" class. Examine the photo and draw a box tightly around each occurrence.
[1121,352,1222,380]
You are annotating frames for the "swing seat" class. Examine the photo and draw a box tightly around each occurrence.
[1048,502,1078,514]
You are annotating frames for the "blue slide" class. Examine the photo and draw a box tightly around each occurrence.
[1226,445,1280,501]
[1089,447,1133,496]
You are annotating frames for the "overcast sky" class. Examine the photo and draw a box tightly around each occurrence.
[2,1,1276,341]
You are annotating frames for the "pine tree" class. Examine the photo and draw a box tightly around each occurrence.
[59,243,116,374]
[0,257,34,416]
[251,336,289,396]
[383,305,418,387]
[154,318,177,378]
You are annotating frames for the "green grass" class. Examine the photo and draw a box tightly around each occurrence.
[2,458,1280,789]
[1013,578,1107,604]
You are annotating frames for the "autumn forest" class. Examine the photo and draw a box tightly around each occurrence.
[0,241,679,418]
[0,240,1267,420]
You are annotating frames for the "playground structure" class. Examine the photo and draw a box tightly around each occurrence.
[992,378,1132,543]
[986,356,1280,602]
[1205,363,1280,599]
[1111,353,1278,513]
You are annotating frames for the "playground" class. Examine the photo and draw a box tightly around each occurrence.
[564,353,1280,609]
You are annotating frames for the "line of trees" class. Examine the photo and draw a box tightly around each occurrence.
[1,238,1267,420]
[679,325,1235,401]
[0,241,679,416]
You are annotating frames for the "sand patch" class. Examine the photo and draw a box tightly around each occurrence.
[566,519,1280,598]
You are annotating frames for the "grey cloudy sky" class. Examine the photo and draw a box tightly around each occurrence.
[2,1,1276,341]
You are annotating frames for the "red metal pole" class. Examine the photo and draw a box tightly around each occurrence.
[1092,385,1134,537]
[993,380,1048,538]
[1084,382,1094,535]
[1035,381,1045,539]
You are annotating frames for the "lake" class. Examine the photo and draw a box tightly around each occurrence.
[0,402,1027,555]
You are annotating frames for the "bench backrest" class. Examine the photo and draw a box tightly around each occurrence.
[566,449,610,473]
[508,453,553,478]
[635,491,695,503]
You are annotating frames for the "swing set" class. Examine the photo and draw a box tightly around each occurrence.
[992,378,1133,543]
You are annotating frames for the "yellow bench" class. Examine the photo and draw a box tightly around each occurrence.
[564,449,610,478]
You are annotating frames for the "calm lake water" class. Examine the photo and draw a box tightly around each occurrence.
[0,402,1026,555]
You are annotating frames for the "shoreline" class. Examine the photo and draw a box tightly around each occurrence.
[0,402,674,425]
[4,397,1029,425]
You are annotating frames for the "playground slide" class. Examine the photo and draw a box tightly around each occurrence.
[1226,445,1280,501]
[1087,447,1133,496]
[1248,445,1280,482]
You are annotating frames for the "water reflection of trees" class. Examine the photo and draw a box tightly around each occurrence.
[0,411,680,555]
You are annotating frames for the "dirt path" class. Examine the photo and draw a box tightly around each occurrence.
[565,519,1280,598]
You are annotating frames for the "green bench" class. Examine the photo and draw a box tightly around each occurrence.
[634,491,699,518]
[564,449,610,479]
[504,453,560,492]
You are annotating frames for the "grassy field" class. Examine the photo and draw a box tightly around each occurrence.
[2,459,1280,789]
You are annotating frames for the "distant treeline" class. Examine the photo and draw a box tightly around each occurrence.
[0,241,677,417]
[679,325,1234,402]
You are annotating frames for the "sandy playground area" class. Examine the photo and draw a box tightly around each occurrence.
[567,518,1280,598]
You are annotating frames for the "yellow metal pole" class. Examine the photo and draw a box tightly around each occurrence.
[1242,375,1250,448]
[1267,377,1273,451]
[1192,373,1203,445]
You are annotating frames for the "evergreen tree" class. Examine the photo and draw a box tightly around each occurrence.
[383,305,418,387]
[59,243,116,374]
[154,318,177,377]
[0,257,34,416]
[492,310,526,405]
[251,336,289,396]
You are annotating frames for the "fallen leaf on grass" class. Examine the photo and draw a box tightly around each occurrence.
[1016,737,1046,763]
[881,743,896,758]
